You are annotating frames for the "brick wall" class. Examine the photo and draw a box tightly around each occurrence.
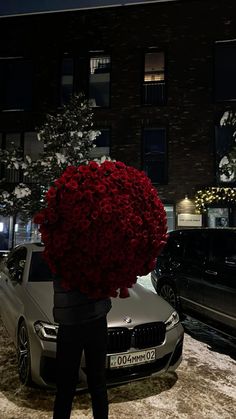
[0,0,236,207]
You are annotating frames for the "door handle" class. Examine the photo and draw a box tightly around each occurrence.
[205,270,218,276]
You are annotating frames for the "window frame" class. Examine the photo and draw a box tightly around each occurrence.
[89,127,111,159]
[142,48,167,106]
[88,52,111,108]
[59,51,111,108]
[142,127,168,185]
[60,56,75,105]
[0,56,33,111]
[0,132,24,183]
[183,231,209,264]
[214,40,236,102]
[0,131,42,184]
[214,121,236,185]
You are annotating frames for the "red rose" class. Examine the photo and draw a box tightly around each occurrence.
[78,165,89,173]
[34,211,46,225]
[46,187,57,201]
[65,179,78,191]
[97,184,106,193]
[91,210,99,220]
[35,161,167,298]
[102,213,112,223]
[89,161,99,171]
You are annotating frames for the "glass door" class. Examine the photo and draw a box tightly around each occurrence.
[207,207,229,228]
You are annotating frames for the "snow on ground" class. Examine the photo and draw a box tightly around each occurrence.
[0,275,236,418]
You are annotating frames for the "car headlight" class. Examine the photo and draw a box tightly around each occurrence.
[34,321,58,341]
[165,311,179,331]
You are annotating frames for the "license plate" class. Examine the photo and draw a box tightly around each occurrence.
[109,348,156,369]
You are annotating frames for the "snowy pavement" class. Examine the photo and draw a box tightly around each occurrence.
[0,275,236,418]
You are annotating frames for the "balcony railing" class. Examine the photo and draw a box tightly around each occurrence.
[4,168,20,183]
[142,81,166,105]
[0,167,39,184]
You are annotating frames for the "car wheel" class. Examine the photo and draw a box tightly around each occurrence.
[158,282,179,310]
[17,320,32,386]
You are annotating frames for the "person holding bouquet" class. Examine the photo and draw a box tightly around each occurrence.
[52,278,111,419]
[34,160,167,419]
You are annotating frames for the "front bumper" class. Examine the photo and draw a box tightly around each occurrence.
[30,322,184,389]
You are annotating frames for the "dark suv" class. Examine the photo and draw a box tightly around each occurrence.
[151,228,236,338]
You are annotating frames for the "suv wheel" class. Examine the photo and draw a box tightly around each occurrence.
[17,320,32,386]
[158,282,179,310]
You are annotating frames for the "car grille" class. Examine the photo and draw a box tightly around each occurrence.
[107,322,166,353]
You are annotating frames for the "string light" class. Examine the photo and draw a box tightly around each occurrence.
[195,187,236,213]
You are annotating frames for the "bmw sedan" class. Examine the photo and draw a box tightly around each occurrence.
[0,243,184,389]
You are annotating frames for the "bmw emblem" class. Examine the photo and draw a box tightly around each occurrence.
[123,316,132,324]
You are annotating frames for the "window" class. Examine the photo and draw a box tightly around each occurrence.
[215,123,236,184]
[89,55,111,107]
[214,40,236,101]
[207,207,229,228]
[60,57,74,105]
[164,204,175,232]
[23,132,44,183]
[90,129,110,159]
[29,252,53,282]
[143,128,167,184]
[4,133,22,183]
[0,58,32,110]
[1,132,43,184]
[14,216,41,247]
[59,54,111,107]
[164,233,184,259]
[184,231,208,264]
[142,51,166,105]
[24,132,43,161]
[6,246,27,282]
[209,231,236,290]
[211,231,236,264]
[0,215,9,251]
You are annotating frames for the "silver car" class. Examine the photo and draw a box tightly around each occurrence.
[0,243,184,389]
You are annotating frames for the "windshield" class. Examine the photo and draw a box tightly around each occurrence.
[28,251,53,282]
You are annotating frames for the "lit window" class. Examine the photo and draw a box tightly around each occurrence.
[144,52,165,82]
[143,51,166,105]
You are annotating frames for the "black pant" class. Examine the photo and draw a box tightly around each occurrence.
[53,316,109,419]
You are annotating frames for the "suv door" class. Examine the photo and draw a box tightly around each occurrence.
[178,230,209,316]
[203,230,236,336]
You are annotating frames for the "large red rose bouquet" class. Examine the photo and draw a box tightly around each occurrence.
[34,161,167,298]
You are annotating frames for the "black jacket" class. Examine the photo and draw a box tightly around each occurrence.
[53,279,112,325]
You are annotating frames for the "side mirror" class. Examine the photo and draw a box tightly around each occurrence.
[8,265,24,283]
[19,259,25,269]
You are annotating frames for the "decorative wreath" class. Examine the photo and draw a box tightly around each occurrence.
[34,161,167,298]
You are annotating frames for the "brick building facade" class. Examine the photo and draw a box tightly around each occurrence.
[0,0,236,247]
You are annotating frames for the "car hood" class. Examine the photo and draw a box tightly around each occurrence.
[26,282,174,326]
[108,284,174,327]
